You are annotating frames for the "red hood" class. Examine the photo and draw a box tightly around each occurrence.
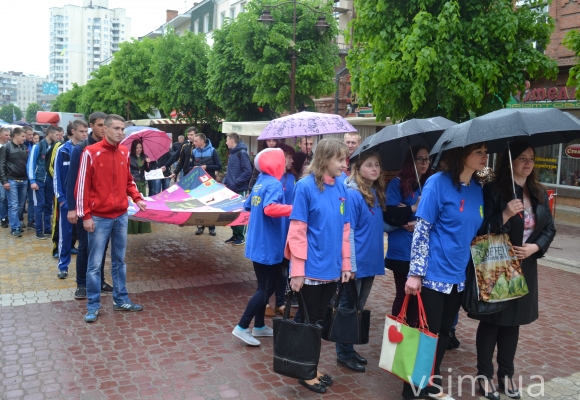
[254,148,285,180]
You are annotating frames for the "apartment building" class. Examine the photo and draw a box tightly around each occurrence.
[49,0,131,94]
[0,71,49,111]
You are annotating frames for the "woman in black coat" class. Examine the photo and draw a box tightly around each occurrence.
[470,141,556,400]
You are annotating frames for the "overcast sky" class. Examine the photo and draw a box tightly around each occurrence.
[1,0,196,77]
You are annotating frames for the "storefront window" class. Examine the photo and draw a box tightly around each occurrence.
[535,144,559,184]
[559,138,580,187]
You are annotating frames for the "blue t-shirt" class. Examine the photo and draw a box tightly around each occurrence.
[385,177,420,262]
[336,172,348,186]
[281,172,296,237]
[348,187,385,279]
[416,172,484,284]
[243,174,286,265]
[290,174,349,280]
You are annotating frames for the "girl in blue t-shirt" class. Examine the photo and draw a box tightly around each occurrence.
[403,142,487,400]
[285,138,352,394]
[384,145,432,328]
[232,148,292,347]
[335,152,386,371]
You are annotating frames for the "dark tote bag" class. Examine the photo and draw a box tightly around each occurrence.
[272,291,323,380]
[462,258,508,315]
[321,281,371,344]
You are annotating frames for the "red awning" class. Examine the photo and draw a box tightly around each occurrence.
[36,112,60,125]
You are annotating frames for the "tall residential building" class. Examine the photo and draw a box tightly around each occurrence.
[49,0,131,94]
[0,71,49,111]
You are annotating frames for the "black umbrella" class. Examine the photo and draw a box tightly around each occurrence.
[350,117,457,192]
[430,108,580,199]
[430,108,580,156]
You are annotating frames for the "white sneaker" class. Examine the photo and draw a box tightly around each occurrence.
[232,327,261,346]
[252,325,274,337]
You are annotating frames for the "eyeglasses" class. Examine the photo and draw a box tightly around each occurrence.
[415,157,431,164]
[517,157,535,164]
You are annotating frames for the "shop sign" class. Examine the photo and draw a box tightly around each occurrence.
[508,80,579,108]
[565,144,580,159]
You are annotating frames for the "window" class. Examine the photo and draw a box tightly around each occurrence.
[122,24,124,27]
[240,2,246,12]
[65,16,68,20]
[104,27,108,32]
[104,34,108,39]
[65,66,68,70]
[88,18,91,22]
[87,68,91,72]
[88,26,91,30]
[87,46,91,50]
[104,20,108,25]
[220,12,226,28]
[193,19,199,34]
[87,32,91,37]
[65,23,68,27]
[65,38,68,42]
[203,14,209,33]
[230,8,235,19]
[87,61,91,65]
[87,40,90,44]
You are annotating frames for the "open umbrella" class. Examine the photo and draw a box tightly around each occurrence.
[350,117,456,192]
[0,119,9,126]
[120,127,172,162]
[430,108,580,198]
[257,111,357,140]
[12,121,31,127]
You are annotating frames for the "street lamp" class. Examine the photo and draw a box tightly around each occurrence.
[258,2,330,114]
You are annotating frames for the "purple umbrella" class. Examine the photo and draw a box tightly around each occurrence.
[258,111,357,140]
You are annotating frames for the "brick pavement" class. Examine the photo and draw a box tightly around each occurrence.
[1,221,580,399]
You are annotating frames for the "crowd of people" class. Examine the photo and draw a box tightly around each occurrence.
[230,132,555,400]
[0,115,558,399]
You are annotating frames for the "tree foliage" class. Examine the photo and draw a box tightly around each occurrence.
[0,104,23,122]
[231,0,340,113]
[51,83,85,113]
[207,21,278,121]
[564,29,580,100]
[150,29,223,126]
[110,38,157,114]
[26,103,43,122]
[347,0,559,122]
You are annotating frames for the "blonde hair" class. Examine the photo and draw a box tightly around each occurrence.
[349,152,386,210]
[304,138,348,191]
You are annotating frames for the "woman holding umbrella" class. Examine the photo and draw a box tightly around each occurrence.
[404,142,488,400]
[384,145,432,329]
[469,141,556,400]
[127,140,152,234]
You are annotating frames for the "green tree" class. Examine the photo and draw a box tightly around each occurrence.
[51,83,85,113]
[207,21,277,121]
[109,38,157,114]
[231,0,340,113]
[0,104,23,122]
[564,29,580,99]
[26,103,43,122]
[347,0,559,122]
[150,29,223,126]
[78,65,149,120]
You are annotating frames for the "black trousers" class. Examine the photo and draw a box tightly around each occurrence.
[392,270,419,328]
[296,282,337,325]
[476,321,520,379]
[419,286,463,388]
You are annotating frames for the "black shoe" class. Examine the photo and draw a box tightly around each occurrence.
[27,221,36,229]
[74,286,87,299]
[36,232,47,240]
[353,351,367,365]
[10,229,22,237]
[44,229,52,235]
[498,376,521,399]
[298,379,326,393]
[225,236,236,244]
[57,270,68,279]
[195,227,204,235]
[209,229,216,236]
[318,374,333,387]
[101,282,113,293]
[402,383,426,400]
[337,356,365,372]
[1,219,8,228]
[478,377,501,400]
[447,329,460,350]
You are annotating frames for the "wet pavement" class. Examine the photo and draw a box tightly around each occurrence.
[1,208,579,399]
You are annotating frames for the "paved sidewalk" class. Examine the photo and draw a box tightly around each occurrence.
[1,222,579,399]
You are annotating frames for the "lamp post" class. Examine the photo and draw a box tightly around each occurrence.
[258,2,330,114]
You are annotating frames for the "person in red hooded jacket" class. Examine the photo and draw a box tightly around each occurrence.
[75,114,147,323]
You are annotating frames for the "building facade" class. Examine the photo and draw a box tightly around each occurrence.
[0,71,49,112]
[508,0,580,206]
[49,0,131,94]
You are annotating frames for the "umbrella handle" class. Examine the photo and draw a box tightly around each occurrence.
[407,137,422,195]
[507,140,523,219]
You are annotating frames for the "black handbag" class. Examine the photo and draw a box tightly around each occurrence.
[462,259,509,315]
[272,291,323,380]
[321,281,371,344]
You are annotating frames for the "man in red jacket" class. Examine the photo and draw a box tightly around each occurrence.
[76,114,147,323]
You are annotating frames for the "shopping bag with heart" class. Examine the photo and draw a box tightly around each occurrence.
[379,293,438,389]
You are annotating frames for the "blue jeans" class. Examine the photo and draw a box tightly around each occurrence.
[0,184,7,220]
[238,261,280,329]
[336,276,375,359]
[7,180,27,231]
[76,218,107,286]
[32,181,53,235]
[57,203,73,272]
[26,184,35,223]
[86,213,131,311]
